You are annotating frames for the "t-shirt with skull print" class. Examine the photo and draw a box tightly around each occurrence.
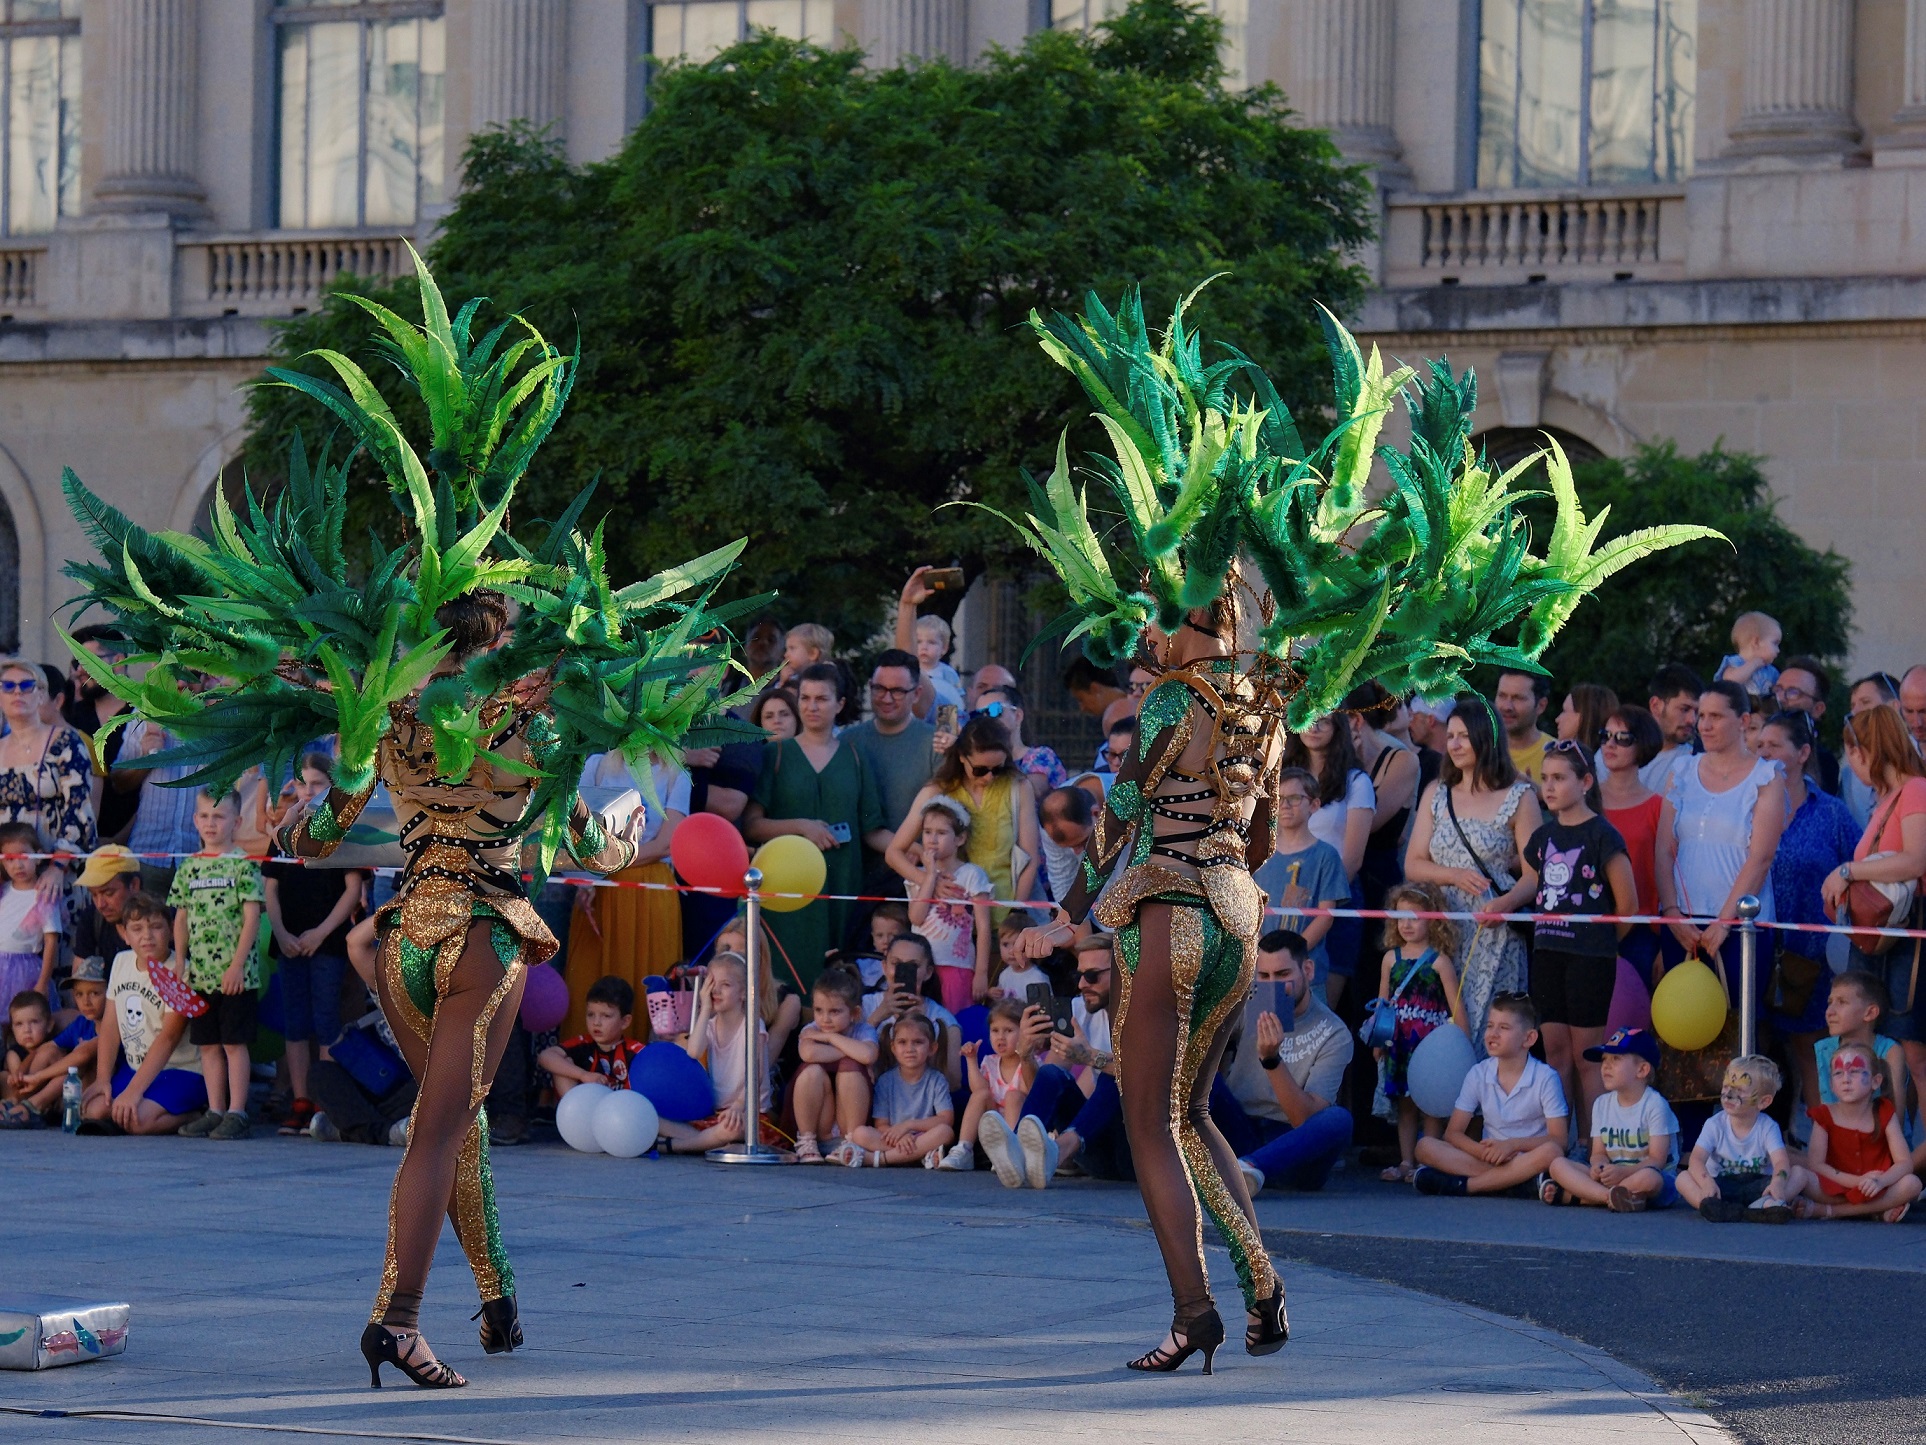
[1523,815,1627,957]
[107,949,203,1076]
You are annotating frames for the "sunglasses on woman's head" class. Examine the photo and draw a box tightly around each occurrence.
[973,702,1008,720]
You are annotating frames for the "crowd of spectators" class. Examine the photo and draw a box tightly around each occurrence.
[5,594,1926,1227]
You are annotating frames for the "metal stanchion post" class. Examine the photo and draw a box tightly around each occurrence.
[1737,895,1760,1059]
[709,867,795,1164]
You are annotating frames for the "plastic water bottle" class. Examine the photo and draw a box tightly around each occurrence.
[62,1067,82,1133]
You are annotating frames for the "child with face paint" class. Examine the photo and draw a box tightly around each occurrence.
[1797,1042,1923,1222]
[1677,1055,1811,1222]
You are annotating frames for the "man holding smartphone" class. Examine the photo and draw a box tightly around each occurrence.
[1008,936,1131,1186]
[1208,931,1354,1194]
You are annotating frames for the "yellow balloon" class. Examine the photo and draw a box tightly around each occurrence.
[752,836,827,913]
[1650,957,1729,1051]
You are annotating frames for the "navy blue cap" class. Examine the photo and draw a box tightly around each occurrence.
[1584,1026,1659,1067]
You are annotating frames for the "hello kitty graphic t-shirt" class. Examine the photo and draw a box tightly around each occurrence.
[1524,815,1627,957]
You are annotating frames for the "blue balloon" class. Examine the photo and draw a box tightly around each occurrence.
[1407,1022,1478,1120]
[628,1040,714,1121]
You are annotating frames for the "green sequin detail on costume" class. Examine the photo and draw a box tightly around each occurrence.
[576,812,607,858]
[524,710,560,765]
[305,801,343,843]
[1137,683,1190,759]
[398,935,439,1020]
[1109,779,1142,822]
[475,1109,514,1293]
[1116,921,1141,976]
[1082,858,1104,891]
[490,920,517,968]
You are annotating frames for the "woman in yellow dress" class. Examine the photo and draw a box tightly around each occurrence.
[886,713,1039,919]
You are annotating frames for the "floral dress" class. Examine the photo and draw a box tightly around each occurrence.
[1425,780,1531,1058]
[1383,947,1452,1099]
[0,724,97,858]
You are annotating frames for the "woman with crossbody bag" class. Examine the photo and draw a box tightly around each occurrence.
[1821,705,1926,1102]
[1404,699,1541,1059]
[0,659,96,911]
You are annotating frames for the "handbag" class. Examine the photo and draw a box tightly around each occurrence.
[1656,950,1742,1103]
[1359,949,1430,1049]
[1767,948,1824,1019]
[1443,788,1532,943]
[1835,793,1920,957]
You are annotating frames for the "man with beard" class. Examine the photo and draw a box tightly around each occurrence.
[62,626,135,839]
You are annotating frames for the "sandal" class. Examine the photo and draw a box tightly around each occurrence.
[1885,1200,1913,1225]
[1380,1164,1415,1184]
[0,1100,43,1129]
[794,1135,823,1164]
[1792,1197,1830,1221]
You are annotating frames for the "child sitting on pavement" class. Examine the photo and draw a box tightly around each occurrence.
[792,967,880,1164]
[847,1013,956,1167]
[1678,1055,1809,1222]
[1,990,53,1125]
[936,998,1038,1181]
[538,974,644,1095]
[1797,1041,1923,1222]
[661,953,778,1153]
[1818,972,1906,1112]
[6,957,108,1122]
[1541,1027,1678,1211]
[1414,993,1569,1197]
[82,892,207,1135]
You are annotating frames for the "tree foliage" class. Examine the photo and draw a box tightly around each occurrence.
[1506,442,1853,701]
[243,0,1373,641]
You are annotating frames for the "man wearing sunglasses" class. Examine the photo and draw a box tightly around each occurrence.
[1007,935,1133,1186]
[1209,930,1354,1195]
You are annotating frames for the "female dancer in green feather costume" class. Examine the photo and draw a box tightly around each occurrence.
[1001,284,1719,1373]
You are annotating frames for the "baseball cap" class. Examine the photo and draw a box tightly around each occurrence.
[1584,1026,1660,1068]
[66,956,107,986]
[77,844,140,889]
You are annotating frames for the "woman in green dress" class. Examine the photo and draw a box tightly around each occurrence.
[743,662,890,988]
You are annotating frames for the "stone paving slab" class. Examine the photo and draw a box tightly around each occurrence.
[0,1132,1729,1445]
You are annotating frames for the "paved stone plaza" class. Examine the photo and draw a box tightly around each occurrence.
[0,1132,1732,1445]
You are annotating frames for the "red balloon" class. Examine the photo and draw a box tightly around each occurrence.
[670,812,751,896]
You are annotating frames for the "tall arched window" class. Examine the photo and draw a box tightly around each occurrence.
[0,490,18,653]
[1477,0,1695,187]
[0,0,81,236]
[275,1,445,229]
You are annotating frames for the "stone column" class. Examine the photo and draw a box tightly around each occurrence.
[91,0,205,217]
[471,0,569,137]
[1889,0,1926,139]
[1726,0,1862,160]
[865,0,966,67]
[1283,0,1407,184]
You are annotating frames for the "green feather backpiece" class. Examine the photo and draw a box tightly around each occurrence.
[59,247,765,883]
[990,285,1725,726]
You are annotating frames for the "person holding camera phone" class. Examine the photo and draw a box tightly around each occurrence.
[1207,930,1355,1196]
[1010,935,1127,1186]
[743,664,894,991]
[863,934,965,1092]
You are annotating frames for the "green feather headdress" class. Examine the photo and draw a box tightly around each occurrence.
[60,248,766,882]
[989,285,1724,726]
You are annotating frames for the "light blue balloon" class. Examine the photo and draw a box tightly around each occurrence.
[1408,1023,1477,1119]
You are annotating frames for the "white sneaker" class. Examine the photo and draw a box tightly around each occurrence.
[1238,1158,1265,1196]
[934,1141,975,1171]
[308,1112,341,1143]
[1016,1114,1057,1188]
[386,1117,409,1148]
[979,1112,1023,1188]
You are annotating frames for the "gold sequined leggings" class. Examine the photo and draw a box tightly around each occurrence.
[1115,899,1279,1318]
[372,919,526,1330]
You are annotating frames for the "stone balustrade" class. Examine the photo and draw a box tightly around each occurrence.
[177,233,417,317]
[1382,188,1686,287]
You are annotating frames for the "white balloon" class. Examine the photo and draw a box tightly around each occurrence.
[593,1088,660,1159]
[555,1082,607,1153]
[1407,1022,1478,1120]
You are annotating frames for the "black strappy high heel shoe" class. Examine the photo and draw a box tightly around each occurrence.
[1245,1286,1289,1356]
[475,1294,523,1355]
[359,1322,468,1389]
[1127,1306,1225,1375]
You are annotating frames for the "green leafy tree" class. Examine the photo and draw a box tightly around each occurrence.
[1505,442,1853,701]
[243,0,1373,641]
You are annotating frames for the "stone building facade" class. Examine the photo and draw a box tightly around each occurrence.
[0,0,1917,673]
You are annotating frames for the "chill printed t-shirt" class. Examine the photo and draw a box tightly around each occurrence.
[167,851,266,992]
[1590,1087,1679,1168]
